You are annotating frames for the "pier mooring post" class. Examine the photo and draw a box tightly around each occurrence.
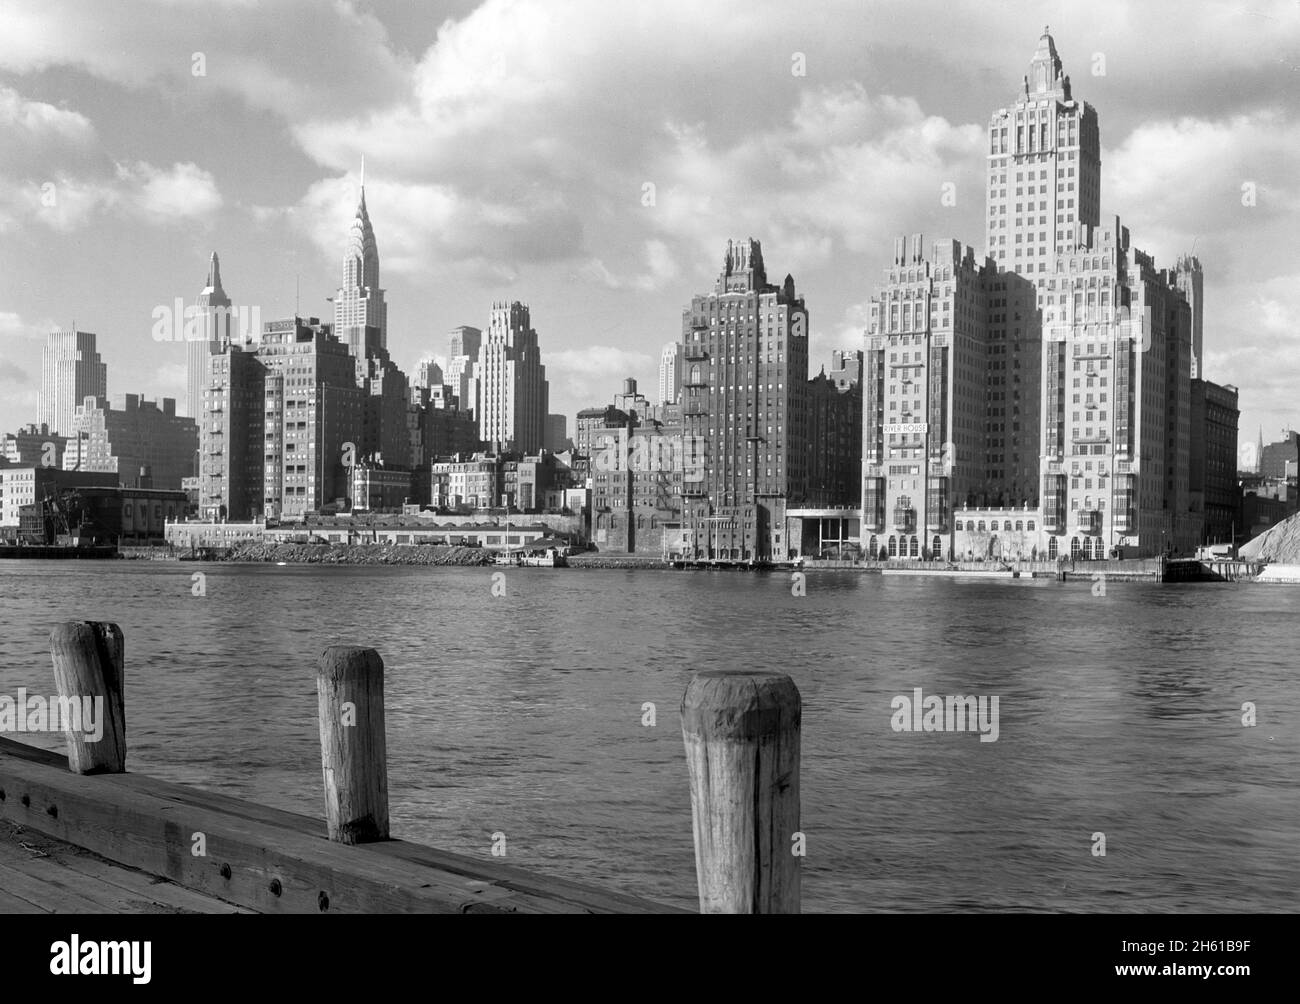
[680,670,801,913]
[48,621,126,774]
[316,645,389,844]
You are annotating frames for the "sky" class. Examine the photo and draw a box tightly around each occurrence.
[0,0,1297,458]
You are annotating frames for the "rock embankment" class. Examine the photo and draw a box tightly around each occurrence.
[218,541,493,566]
[1240,511,1300,563]
[566,554,671,569]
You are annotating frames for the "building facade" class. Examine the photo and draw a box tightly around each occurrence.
[658,341,682,406]
[334,183,387,357]
[471,302,550,454]
[200,317,363,521]
[1190,379,1240,545]
[2,424,66,468]
[63,394,198,491]
[679,238,809,561]
[39,330,107,437]
[187,251,233,419]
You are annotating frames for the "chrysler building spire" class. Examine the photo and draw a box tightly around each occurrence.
[335,162,387,355]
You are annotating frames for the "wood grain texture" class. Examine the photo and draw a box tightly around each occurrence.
[0,736,676,914]
[317,646,389,844]
[681,670,801,914]
[48,621,126,774]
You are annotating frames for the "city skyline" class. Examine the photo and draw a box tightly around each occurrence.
[0,2,1296,454]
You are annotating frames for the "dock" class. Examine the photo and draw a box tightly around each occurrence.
[0,622,805,914]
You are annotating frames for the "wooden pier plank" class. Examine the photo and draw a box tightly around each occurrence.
[0,737,675,914]
[0,821,247,914]
[1,738,685,913]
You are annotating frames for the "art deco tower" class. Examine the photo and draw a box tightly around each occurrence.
[334,168,387,360]
[985,27,1100,278]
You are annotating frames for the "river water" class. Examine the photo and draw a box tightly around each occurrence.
[0,561,1296,912]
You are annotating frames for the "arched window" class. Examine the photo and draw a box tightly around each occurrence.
[977,520,986,532]
[1071,536,1081,558]
[689,363,702,384]
[869,534,878,556]
[1003,520,1013,531]
[954,520,963,531]
[1048,536,1058,559]
[909,536,919,557]
[1027,520,1036,531]
[888,535,898,557]
[932,535,942,558]
[1015,520,1023,532]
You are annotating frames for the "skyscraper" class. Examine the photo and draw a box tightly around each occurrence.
[658,341,682,406]
[333,175,387,360]
[985,26,1100,269]
[187,251,232,419]
[679,238,809,561]
[1175,255,1204,379]
[471,302,549,454]
[868,29,1205,561]
[445,326,482,413]
[39,330,108,437]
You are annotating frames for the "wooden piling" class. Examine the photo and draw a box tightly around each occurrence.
[48,621,126,774]
[681,670,801,913]
[316,646,389,844]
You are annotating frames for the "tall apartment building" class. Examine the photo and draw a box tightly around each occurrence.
[200,317,363,521]
[63,394,198,490]
[471,302,549,454]
[39,330,107,437]
[334,183,387,358]
[187,252,233,419]
[864,238,995,558]
[1190,379,1240,544]
[808,351,862,507]
[445,326,482,413]
[679,238,809,561]
[957,28,1202,559]
[658,341,682,406]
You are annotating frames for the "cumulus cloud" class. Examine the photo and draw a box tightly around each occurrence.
[0,162,221,232]
[546,345,656,402]
[0,85,95,144]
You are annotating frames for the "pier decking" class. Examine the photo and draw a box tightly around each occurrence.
[0,622,804,914]
[0,819,248,914]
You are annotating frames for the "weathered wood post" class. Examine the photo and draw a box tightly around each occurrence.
[681,670,801,913]
[316,645,389,844]
[48,621,126,774]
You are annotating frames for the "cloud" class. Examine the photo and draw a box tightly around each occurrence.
[1106,110,1300,276]
[0,311,55,340]
[578,240,681,291]
[117,161,223,223]
[0,161,222,232]
[545,345,656,403]
[0,85,95,144]
[0,0,410,120]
